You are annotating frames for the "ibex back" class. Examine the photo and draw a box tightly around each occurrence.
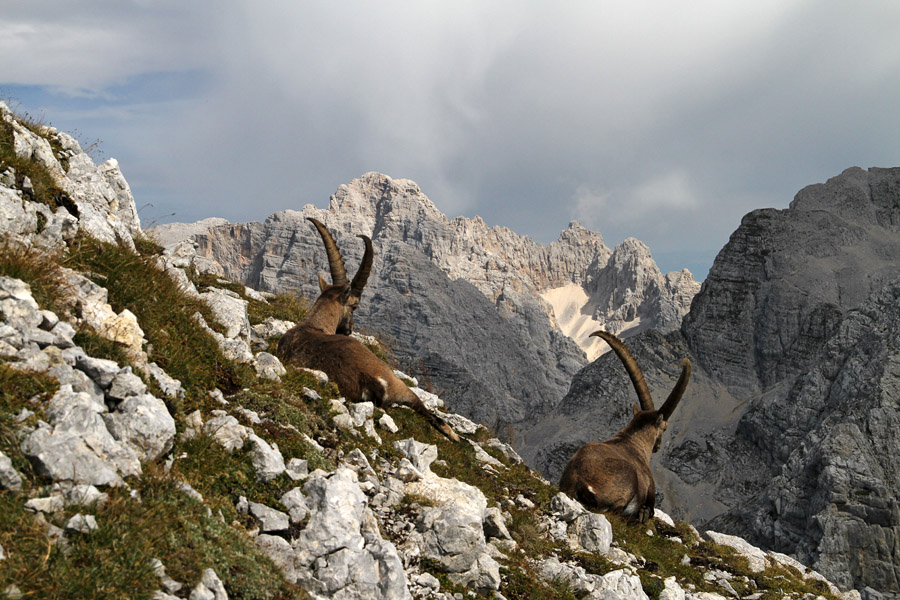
[277,218,460,442]
[559,331,690,522]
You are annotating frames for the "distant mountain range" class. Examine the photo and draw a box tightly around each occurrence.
[153,172,699,427]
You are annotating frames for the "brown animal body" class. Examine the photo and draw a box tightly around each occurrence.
[277,218,459,442]
[559,330,690,522]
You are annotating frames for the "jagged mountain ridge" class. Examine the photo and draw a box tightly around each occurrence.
[153,172,699,427]
[525,166,900,598]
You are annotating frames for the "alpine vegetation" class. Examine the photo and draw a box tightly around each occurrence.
[560,331,691,523]
[278,218,460,442]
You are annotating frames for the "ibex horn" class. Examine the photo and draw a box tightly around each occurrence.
[658,359,691,420]
[591,330,654,411]
[307,217,348,286]
[350,235,373,298]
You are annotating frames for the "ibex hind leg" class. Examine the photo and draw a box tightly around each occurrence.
[625,494,653,523]
[401,393,460,442]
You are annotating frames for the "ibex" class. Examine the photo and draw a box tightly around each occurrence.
[559,330,691,522]
[277,218,460,442]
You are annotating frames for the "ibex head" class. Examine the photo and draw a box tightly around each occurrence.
[307,217,373,335]
[558,330,691,522]
[590,330,690,453]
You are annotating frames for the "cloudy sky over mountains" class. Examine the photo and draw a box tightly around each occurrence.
[3,2,899,277]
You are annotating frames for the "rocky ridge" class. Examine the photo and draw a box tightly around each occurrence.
[0,101,844,599]
[152,172,699,428]
[526,167,900,598]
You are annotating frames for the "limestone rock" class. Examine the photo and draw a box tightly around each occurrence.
[254,352,286,381]
[103,393,176,461]
[705,531,767,573]
[280,487,309,524]
[392,438,437,474]
[66,513,98,533]
[248,501,290,534]
[0,451,23,490]
[247,433,286,483]
[571,512,613,554]
[21,385,142,486]
[256,468,411,599]
[147,363,185,400]
[200,287,250,340]
[203,412,250,452]
[550,492,587,523]
[189,569,228,600]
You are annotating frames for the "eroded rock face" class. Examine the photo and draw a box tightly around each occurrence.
[684,167,900,396]
[1,275,178,487]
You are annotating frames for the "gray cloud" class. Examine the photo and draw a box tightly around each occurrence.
[2,1,899,277]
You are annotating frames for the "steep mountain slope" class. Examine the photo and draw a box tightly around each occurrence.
[526,167,900,598]
[153,172,699,429]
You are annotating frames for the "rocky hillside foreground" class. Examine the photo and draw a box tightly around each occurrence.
[0,103,853,599]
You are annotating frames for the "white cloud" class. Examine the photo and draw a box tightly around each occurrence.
[573,170,700,227]
[2,1,900,280]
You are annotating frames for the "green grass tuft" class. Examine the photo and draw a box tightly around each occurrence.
[247,292,308,326]
[0,242,69,315]
[0,472,307,600]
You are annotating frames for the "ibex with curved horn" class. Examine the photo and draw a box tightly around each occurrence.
[277,218,460,442]
[559,330,691,522]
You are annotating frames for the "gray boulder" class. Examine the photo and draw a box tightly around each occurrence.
[203,412,250,452]
[22,386,141,486]
[189,568,228,600]
[571,512,613,554]
[248,501,290,534]
[256,468,411,600]
[280,487,309,524]
[103,394,176,461]
[0,451,23,490]
[106,367,148,402]
[199,287,250,340]
[247,433,285,483]
[66,513,98,534]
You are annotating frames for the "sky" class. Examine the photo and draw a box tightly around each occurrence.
[2,2,900,279]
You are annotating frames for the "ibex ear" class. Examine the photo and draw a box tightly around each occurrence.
[655,413,665,426]
[318,273,329,292]
[340,284,352,303]
[633,403,640,415]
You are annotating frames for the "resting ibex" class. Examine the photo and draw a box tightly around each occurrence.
[277,218,460,442]
[559,330,691,522]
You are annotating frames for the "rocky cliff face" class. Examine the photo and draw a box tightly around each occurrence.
[153,172,699,428]
[525,167,900,598]
[0,102,141,250]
